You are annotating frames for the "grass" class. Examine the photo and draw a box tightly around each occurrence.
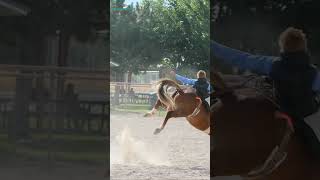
[0,132,107,164]
[111,103,167,116]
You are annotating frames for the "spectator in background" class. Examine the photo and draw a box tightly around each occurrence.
[64,83,84,129]
[114,85,120,105]
[129,88,135,103]
[120,86,126,96]
[31,83,50,129]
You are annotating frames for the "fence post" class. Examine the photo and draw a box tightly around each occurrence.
[47,71,56,170]
[55,72,65,129]
[149,92,157,110]
[11,71,32,142]
[114,85,120,105]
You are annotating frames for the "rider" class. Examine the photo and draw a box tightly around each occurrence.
[170,70,212,112]
[211,27,320,158]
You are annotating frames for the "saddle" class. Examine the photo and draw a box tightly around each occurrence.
[210,74,276,105]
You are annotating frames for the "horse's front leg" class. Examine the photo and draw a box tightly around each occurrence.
[154,111,176,135]
[144,99,164,117]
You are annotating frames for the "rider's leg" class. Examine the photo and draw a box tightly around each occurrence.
[294,118,320,160]
[211,97,218,105]
[202,98,210,112]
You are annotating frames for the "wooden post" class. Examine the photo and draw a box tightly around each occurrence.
[55,73,65,129]
[47,71,56,170]
[35,73,46,129]
[100,103,106,133]
[12,71,32,142]
[114,85,120,105]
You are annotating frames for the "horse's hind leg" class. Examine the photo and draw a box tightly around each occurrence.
[154,111,176,135]
[144,99,164,117]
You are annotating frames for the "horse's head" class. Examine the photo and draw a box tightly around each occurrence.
[211,73,284,177]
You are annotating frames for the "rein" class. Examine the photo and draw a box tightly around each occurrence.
[234,75,280,109]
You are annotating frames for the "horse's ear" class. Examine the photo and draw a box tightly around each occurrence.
[211,72,227,90]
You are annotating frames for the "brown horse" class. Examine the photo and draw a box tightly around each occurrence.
[211,72,320,180]
[145,79,210,135]
[144,84,188,117]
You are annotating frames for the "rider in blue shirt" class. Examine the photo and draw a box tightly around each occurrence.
[172,71,213,92]
[211,27,320,158]
[171,70,213,112]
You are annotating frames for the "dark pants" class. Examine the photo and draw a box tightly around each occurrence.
[210,97,218,105]
[201,98,210,112]
[294,118,320,160]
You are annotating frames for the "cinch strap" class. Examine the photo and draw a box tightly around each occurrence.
[187,97,202,118]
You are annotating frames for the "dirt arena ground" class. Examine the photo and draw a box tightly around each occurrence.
[0,159,106,180]
[110,111,210,180]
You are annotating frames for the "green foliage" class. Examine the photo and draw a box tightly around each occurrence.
[111,0,163,74]
[2,0,107,65]
[111,0,210,74]
[212,0,320,67]
[17,0,107,40]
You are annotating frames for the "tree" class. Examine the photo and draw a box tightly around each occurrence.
[2,0,108,140]
[149,0,210,70]
[12,0,108,65]
[212,0,320,72]
[111,0,210,80]
[111,0,163,87]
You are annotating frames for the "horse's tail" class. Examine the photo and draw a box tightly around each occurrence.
[156,79,183,110]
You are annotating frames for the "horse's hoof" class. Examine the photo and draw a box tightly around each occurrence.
[153,128,162,135]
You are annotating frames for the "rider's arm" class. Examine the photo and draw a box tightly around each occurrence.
[211,41,278,75]
[175,74,197,85]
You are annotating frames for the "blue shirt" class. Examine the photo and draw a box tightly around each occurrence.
[211,41,320,92]
[175,74,213,93]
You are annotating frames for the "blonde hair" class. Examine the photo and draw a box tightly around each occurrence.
[279,27,307,52]
[197,70,206,78]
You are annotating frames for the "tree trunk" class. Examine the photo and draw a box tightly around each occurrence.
[127,71,132,92]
